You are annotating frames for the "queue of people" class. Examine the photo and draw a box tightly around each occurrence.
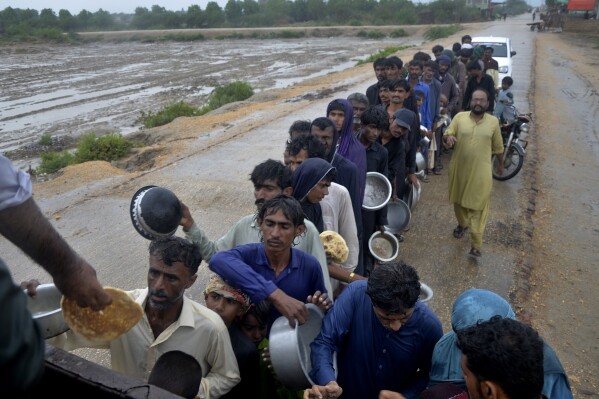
[2,37,574,399]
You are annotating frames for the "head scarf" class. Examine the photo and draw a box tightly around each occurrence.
[326,98,367,203]
[292,158,334,233]
[204,275,251,313]
[429,289,570,398]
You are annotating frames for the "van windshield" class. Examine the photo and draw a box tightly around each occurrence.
[473,42,508,57]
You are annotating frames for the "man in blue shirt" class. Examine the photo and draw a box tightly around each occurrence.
[305,262,443,399]
[210,195,331,328]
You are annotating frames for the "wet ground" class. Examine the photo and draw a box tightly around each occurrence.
[1,15,597,397]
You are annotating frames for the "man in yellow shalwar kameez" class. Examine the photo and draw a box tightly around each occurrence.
[443,89,504,257]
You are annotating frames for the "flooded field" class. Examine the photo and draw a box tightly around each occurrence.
[0,35,420,168]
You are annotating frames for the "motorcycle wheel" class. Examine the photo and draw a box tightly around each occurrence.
[492,143,524,181]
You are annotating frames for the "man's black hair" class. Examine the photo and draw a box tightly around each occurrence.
[360,106,390,130]
[384,56,403,69]
[250,159,292,191]
[408,59,424,70]
[432,44,444,54]
[288,120,311,136]
[424,60,438,71]
[373,57,387,68]
[502,76,514,86]
[452,42,462,53]
[366,262,421,313]
[461,34,472,43]
[389,79,411,92]
[347,92,369,107]
[412,51,431,62]
[310,116,337,132]
[149,350,202,399]
[457,316,544,399]
[287,135,326,159]
[257,194,305,228]
[149,236,202,275]
[241,299,271,327]
[466,59,482,71]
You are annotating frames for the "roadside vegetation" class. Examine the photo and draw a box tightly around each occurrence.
[36,133,133,174]
[356,45,414,66]
[137,81,254,128]
[0,0,529,43]
[424,24,464,40]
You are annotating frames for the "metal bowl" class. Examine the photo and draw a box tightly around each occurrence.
[130,185,182,240]
[384,200,411,234]
[368,231,400,263]
[415,152,426,172]
[362,172,392,211]
[25,283,70,339]
[420,283,434,303]
[269,304,328,390]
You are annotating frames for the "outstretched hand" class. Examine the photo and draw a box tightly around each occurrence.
[53,258,112,311]
[307,290,332,313]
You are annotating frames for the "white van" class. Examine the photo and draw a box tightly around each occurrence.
[471,36,516,87]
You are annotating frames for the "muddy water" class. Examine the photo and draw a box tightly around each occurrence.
[0,36,417,164]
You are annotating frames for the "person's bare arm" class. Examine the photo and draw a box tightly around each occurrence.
[0,198,111,310]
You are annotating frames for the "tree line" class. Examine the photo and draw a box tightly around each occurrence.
[0,0,528,39]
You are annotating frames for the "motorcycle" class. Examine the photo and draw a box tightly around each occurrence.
[492,105,532,181]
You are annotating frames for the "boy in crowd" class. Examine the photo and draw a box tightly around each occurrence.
[494,76,515,122]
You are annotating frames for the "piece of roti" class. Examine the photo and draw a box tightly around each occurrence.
[61,287,143,341]
[319,230,349,264]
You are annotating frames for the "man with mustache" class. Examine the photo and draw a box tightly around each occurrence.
[180,159,332,296]
[43,236,240,399]
[209,195,332,328]
[443,89,504,257]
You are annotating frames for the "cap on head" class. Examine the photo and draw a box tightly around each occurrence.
[393,109,413,131]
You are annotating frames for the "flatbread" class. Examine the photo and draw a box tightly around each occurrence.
[61,287,143,342]
[319,230,349,264]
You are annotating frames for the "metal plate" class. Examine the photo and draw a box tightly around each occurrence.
[384,200,411,234]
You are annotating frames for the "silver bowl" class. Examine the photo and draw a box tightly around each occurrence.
[368,231,400,263]
[384,200,411,234]
[269,304,330,390]
[25,283,70,339]
[362,172,392,211]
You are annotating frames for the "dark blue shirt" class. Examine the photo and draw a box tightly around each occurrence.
[309,280,443,399]
[209,243,327,326]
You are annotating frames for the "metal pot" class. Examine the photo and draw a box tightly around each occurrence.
[384,200,411,234]
[25,283,70,339]
[269,304,331,390]
[362,172,392,211]
[368,231,400,263]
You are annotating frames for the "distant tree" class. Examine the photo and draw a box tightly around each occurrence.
[204,2,225,27]
[225,0,243,24]
[58,9,77,31]
[131,7,152,29]
[38,8,58,28]
[306,0,326,21]
[186,5,205,28]
[89,9,114,30]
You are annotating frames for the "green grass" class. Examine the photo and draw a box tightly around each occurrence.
[36,132,133,174]
[138,101,206,128]
[39,133,53,146]
[423,24,463,41]
[390,28,409,38]
[207,81,254,109]
[137,81,254,129]
[356,45,414,65]
[357,30,386,39]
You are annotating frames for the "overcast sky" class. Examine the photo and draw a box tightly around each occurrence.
[1,0,543,14]
[0,1,224,14]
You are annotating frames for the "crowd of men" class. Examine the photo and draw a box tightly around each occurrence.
[3,33,574,399]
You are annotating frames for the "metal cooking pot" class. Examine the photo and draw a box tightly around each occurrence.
[384,200,411,234]
[415,152,426,172]
[368,231,400,263]
[362,172,392,211]
[25,283,70,339]
[269,304,332,390]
